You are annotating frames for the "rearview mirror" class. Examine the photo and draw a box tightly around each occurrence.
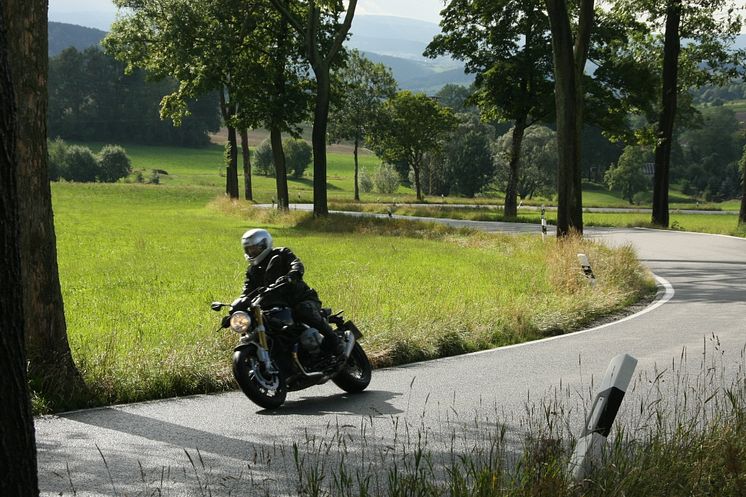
[210,302,225,311]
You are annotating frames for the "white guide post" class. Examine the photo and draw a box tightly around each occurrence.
[577,253,596,285]
[569,353,638,481]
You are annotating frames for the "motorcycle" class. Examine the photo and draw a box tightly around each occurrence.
[211,286,372,409]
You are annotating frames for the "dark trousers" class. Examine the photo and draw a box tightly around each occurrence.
[293,300,339,351]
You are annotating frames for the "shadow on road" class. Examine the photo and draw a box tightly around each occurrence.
[256,389,404,416]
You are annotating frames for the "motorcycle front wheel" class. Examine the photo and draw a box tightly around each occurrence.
[332,343,372,393]
[232,348,287,409]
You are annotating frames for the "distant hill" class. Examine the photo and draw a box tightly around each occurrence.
[48,22,106,56]
[46,18,472,93]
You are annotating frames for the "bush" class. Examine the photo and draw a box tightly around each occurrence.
[97,145,132,182]
[60,145,99,182]
[47,138,69,181]
[254,138,274,176]
[359,168,373,193]
[374,163,400,194]
[284,138,312,178]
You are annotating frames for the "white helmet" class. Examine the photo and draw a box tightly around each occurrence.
[241,228,272,265]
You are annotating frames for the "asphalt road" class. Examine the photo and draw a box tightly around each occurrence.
[35,220,746,496]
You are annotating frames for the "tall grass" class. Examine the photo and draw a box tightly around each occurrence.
[49,184,654,411]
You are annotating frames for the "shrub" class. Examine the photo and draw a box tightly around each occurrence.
[254,138,274,176]
[374,163,400,194]
[283,138,312,178]
[60,145,99,182]
[359,168,373,193]
[97,145,132,183]
[47,138,69,181]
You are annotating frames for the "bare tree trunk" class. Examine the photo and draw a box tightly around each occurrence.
[270,125,290,210]
[738,147,746,225]
[353,134,360,201]
[545,0,593,236]
[0,6,39,494]
[413,160,423,201]
[652,0,681,228]
[504,117,527,218]
[5,0,86,408]
[312,67,330,215]
[219,90,239,199]
[240,128,252,201]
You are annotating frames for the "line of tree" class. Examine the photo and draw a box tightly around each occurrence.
[48,47,221,147]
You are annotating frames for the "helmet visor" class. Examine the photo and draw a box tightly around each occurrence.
[244,240,266,259]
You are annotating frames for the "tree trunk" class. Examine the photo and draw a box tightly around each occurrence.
[545,0,592,236]
[5,0,87,409]
[353,134,360,201]
[312,67,330,216]
[738,147,746,225]
[240,128,252,201]
[270,125,290,210]
[219,90,239,199]
[504,117,527,218]
[413,159,423,201]
[0,6,40,494]
[652,0,681,228]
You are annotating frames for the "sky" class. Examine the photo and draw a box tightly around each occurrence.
[48,0,447,30]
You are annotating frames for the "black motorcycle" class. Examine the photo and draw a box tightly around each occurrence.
[211,288,372,409]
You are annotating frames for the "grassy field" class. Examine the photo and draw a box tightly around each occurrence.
[50,179,654,411]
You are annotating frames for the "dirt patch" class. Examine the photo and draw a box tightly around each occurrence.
[209,127,374,155]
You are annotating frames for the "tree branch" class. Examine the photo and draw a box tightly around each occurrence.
[328,0,358,62]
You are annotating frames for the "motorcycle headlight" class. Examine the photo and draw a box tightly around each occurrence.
[229,311,251,334]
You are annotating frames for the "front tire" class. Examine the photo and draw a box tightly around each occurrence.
[332,343,372,393]
[232,348,287,409]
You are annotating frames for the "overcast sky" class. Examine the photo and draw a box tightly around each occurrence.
[48,0,447,30]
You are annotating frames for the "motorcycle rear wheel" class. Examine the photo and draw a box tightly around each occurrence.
[232,348,287,409]
[332,343,372,393]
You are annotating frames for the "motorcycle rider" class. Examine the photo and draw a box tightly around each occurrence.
[239,228,343,356]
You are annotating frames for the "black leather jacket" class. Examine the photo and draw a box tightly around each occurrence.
[241,247,319,306]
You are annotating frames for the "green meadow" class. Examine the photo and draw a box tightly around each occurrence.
[48,144,657,410]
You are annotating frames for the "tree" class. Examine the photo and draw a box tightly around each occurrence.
[329,50,397,201]
[494,125,557,200]
[60,145,99,182]
[612,0,745,227]
[434,83,475,114]
[426,0,554,217]
[271,0,358,216]
[740,144,746,226]
[284,138,313,178]
[98,145,132,183]
[368,91,457,201]
[0,5,39,495]
[106,0,310,204]
[5,0,87,409]
[544,0,594,236]
[604,145,652,204]
[440,115,496,197]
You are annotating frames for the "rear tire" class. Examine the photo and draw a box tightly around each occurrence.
[232,348,287,409]
[332,343,372,393]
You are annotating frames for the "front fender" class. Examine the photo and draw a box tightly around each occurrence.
[234,332,260,353]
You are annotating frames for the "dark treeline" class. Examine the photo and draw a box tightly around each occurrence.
[48,47,221,147]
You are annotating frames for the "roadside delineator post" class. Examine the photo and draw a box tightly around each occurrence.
[541,205,547,241]
[577,253,595,285]
[569,353,638,481]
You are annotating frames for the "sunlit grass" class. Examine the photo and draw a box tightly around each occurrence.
[51,183,654,409]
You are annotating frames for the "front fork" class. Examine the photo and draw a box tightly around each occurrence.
[252,305,275,371]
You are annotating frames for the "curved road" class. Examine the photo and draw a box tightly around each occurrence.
[35,221,746,496]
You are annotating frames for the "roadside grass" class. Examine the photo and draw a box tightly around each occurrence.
[74,141,741,212]
[50,183,654,411]
[333,203,746,238]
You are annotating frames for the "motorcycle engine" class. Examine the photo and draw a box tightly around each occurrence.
[299,328,324,355]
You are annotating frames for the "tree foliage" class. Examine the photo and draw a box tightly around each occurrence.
[284,138,313,178]
[330,50,397,200]
[48,47,220,147]
[367,91,457,201]
[494,125,557,200]
[427,0,554,216]
[604,145,652,204]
